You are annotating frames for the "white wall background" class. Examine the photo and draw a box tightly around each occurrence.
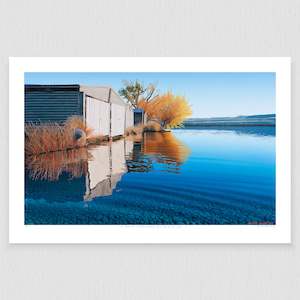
[0,0,299,299]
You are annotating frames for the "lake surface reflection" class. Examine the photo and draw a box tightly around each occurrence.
[25,127,275,224]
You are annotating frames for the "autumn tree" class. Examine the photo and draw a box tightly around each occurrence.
[119,80,158,108]
[138,92,192,129]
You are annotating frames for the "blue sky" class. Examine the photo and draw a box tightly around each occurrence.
[25,72,275,118]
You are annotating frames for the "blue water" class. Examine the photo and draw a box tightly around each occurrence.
[25,127,275,224]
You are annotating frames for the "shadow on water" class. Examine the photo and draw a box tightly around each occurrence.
[25,132,190,201]
[180,125,275,137]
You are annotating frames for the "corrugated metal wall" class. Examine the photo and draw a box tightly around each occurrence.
[133,111,144,125]
[25,85,82,123]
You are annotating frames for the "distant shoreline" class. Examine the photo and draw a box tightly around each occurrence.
[182,124,275,127]
[182,113,275,128]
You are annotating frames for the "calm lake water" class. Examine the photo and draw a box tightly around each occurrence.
[25,127,275,225]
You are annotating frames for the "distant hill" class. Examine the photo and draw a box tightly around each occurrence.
[239,114,275,119]
[183,114,275,127]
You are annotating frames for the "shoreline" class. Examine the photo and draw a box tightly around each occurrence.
[182,124,275,127]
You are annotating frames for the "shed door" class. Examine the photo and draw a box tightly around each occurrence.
[85,96,110,136]
[134,111,143,125]
[111,103,125,136]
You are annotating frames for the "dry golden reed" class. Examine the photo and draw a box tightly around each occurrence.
[25,116,107,156]
[25,122,76,156]
[125,121,162,137]
[143,121,162,132]
[125,124,145,136]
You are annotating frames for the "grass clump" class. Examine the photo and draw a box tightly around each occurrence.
[64,116,93,136]
[144,121,162,132]
[125,121,162,137]
[125,124,145,136]
[25,122,76,156]
[25,116,106,156]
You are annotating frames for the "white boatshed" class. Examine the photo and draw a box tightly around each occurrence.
[81,86,133,137]
[25,84,134,137]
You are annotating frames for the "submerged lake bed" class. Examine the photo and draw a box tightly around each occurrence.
[25,127,275,225]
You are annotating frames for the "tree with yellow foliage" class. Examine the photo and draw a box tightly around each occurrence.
[138,92,192,129]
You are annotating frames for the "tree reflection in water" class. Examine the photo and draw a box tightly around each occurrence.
[126,132,190,174]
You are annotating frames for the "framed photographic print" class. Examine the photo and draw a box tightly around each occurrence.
[9,57,291,243]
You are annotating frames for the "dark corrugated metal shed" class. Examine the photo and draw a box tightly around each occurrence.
[133,108,145,125]
[25,85,83,123]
